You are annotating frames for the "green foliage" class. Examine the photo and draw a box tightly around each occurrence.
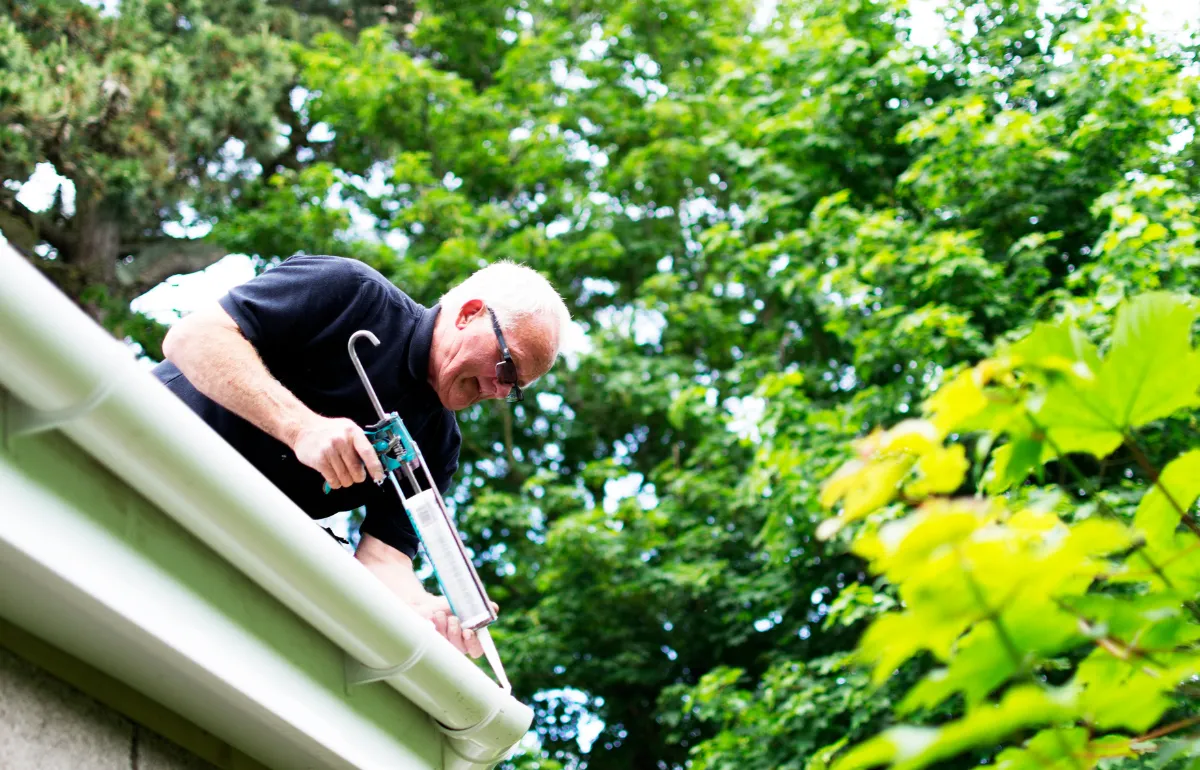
[0,0,410,347]
[10,0,1200,767]
[816,291,1200,769]
[657,655,900,770]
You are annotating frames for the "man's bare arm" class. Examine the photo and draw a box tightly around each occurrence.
[162,303,383,488]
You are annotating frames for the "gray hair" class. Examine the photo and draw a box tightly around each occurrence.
[439,260,571,344]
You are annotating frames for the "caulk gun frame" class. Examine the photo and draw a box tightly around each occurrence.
[344,329,498,631]
[341,329,506,687]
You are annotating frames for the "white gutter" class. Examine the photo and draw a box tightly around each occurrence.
[0,243,533,770]
[0,447,441,770]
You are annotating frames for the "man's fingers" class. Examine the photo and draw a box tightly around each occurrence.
[489,601,500,615]
[463,628,483,659]
[313,458,334,489]
[446,615,468,654]
[422,601,476,657]
[352,430,385,482]
[336,431,367,484]
[328,451,355,489]
[316,458,343,490]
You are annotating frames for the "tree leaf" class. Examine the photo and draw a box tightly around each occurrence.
[1097,292,1200,429]
[1006,320,1101,375]
[983,437,1043,494]
[925,370,989,436]
[897,624,1016,715]
[1032,293,1200,458]
[1134,450,1200,550]
[1073,648,1182,732]
[995,728,1091,770]
[905,444,968,498]
[819,456,912,535]
[836,686,1076,770]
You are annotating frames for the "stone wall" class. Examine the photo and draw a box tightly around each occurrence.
[0,645,216,770]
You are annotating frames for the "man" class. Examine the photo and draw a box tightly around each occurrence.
[155,255,570,659]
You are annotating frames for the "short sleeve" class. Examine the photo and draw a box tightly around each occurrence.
[219,256,375,355]
[359,489,421,559]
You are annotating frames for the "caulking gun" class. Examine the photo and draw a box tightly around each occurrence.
[329,329,511,692]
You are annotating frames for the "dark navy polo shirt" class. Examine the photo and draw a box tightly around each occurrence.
[153,255,461,558]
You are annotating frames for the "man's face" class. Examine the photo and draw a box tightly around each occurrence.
[431,299,555,411]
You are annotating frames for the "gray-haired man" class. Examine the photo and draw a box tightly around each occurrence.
[155,255,569,657]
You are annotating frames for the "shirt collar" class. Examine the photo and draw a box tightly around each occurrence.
[407,303,441,384]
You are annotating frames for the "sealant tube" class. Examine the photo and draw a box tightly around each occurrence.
[403,489,494,629]
[402,487,510,690]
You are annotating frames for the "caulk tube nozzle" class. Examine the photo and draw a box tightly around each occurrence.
[476,627,511,693]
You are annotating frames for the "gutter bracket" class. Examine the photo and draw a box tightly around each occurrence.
[344,635,431,687]
[4,376,121,448]
[437,701,517,767]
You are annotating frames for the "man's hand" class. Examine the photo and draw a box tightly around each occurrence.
[293,416,385,490]
[403,591,497,659]
[356,533,496,658]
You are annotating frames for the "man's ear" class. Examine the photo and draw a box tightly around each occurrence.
[454,298,485,330]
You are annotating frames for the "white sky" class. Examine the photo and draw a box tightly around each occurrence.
[130,253,257,323]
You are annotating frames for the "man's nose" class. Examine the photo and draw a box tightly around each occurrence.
[482,378,511,400]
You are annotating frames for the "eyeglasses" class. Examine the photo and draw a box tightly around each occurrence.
[486,307,523,403]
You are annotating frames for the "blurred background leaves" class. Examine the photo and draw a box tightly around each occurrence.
[2,0,1198,767]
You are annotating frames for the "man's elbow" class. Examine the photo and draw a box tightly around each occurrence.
[161,315,205,365]
[162,305,238,365]
[161,323,184,363]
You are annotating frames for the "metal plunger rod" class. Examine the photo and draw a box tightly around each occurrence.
[400,463,422,495]
[388,474,409,503]
[347,330,388,422]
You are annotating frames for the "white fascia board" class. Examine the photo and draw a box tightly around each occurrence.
[0,243,533,769]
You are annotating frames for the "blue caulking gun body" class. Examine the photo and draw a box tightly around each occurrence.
[331,330,510,691]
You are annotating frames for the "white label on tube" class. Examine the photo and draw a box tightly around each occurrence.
[404,489,491,627]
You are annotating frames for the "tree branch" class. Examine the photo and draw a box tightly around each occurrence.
[264,84,311,178]
[1125,434,1200,538]
[115,238,228,295]
[0,193,74,254]
[1135,714,1200,744]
